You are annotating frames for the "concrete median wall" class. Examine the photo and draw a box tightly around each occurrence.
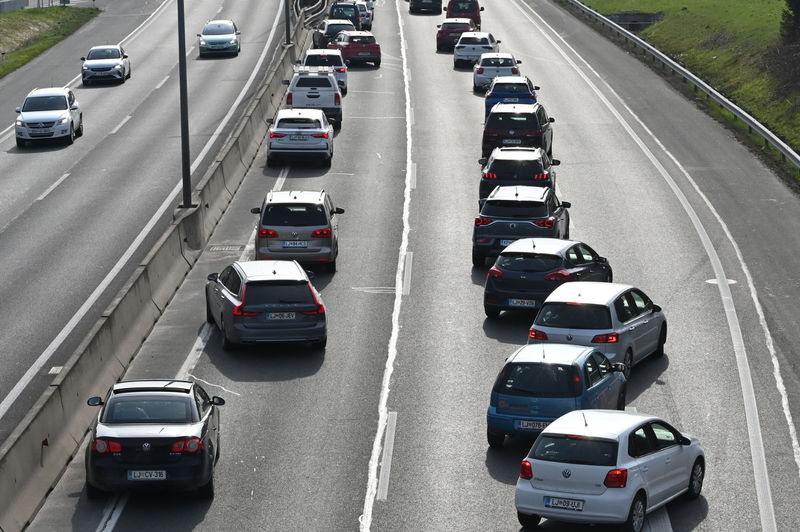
[0,16,315,532]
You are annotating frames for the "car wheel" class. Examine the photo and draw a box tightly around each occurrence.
[622,493,646,532]
[76,117,84,137]
[473,83,480,92]
[197,474,215,499]
[436,43,442,51]
[374,59,381,67]
[311,337,327,350]
[617,385,627,410]
[454,60,460,68]
[220,319,235,351]
[65,124,75,145]
[484,306,500,319]
[16,138,26,149]
[334,119,342,131]
[686,459,704,500]
[326,259,337,272]
[471,249,486,267]
[85,481,106,499]
[487,431,504,447]
[82,78,90,86]
[563,227,569,239]
[266,155,277,168]
[654,324,667,357]
[623,349,633,380]
[322,154,332,168]
[127,65,131,79]
[517,511,540,529]
[342,87,348,96]
[120,72,125,84]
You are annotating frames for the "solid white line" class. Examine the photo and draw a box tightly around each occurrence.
[37,173,70,201]
[274,164,290,192]
[110,116,131,135]
[511,0,778,529]
[185,45,195,57]
[402,252,412,295]
[155,75,170,89]
[376,411,398,500]
[176,324,213,380]
[410,107,414,126]
[359,0,413,527]
[410,162,416,190]
[94,493,129,532]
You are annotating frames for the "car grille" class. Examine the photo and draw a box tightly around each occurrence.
[26,121,56,128]
[91,67,113,72]
[29,132,55,138]
[112,438,183,464]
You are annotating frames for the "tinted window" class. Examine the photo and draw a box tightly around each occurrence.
[534,302,613,329]
[304,54,344,66]
[442,22,471,30]
[651,422,678,450]
[450,1,476,12]
[225,271,242,295]
[204,23,235,35]
[349,35,375,43]
[495,363,577,398]
[614,294,634,322]
[485,113,539,130]
[262,203,328,226]
[532,435,618,466]
[22,96,68,112]
[492,83,532,94]
[327,24,354,35]
[630,427,653,458]
[245,281,312,305]
[295,77,333,88]
[277,118,322,128]
[459,36,488,45]
[487,159,545,177]
[593,352,611,377]
[103,395,196,424]
[331,5,357,17]
[585,357,601,387]
[194,386,211,418]
[496,253,561,272]
[87,48,121,59]
[481,200,547,218]
[629,290,652,315]
[480,57,515,67]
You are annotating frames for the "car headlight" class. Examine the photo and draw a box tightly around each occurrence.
[229,38,236,44]
[16,120,24,127]
[56,117,69,125]
[82,65,89,70]
[114,64,122,70]
[199,39,207,45]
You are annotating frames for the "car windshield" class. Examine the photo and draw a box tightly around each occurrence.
[481,57,515,67]
[103,395,195,424]
[277,117,322,129]
[327,24,354,35]
[497,253,561,272]
[485,113,538,129]
[496,363,577,398]
[22,96,68,112]
[86,48,121,60]
[442,23,470,30]
[459,36,488,45]
[451,1,476,12]
[305,54,344,66]
[295,77,333,88]
[350,35,375,43]
[487,160,546,177]
[532,435,618,466]
[261,203,328,226]
[492,83,532,94]
[534,302,613,329]
[481,200,547,218]
[204,23,235,35]
[245,281,312,305]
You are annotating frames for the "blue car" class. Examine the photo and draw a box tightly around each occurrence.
[484,75,538,117]
[487,343,626,447]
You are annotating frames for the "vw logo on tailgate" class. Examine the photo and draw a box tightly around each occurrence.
[142,443,151,452]
[562,469,571,479]
[566,334,573,341]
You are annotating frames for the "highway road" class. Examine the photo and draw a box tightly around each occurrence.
[22,0,800,530]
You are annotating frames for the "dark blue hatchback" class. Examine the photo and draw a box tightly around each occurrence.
[485,75,539,117]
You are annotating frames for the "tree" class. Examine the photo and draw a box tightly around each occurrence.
[781,0,800,43]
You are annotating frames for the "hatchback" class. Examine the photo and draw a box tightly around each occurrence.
[266,109,334,168]
[484,76,538,116]
[483,103,554,157]
[197,20,241,57]
[487,344,626,447]
[15,86,83,148]
[478,147,558,199]
[328,31,381,67]
[435,18,477,51]
[529,282,667,378]
[473,52,521,91]
[355,1,372,29]
[206,260,327,350]
[81,45,131,85]
[473,186,570,266]
[328,2,362,30]
[515,410,705,532]
[85,380,224,499]
[312,19,357,48]
[453,32,499,67]
[301,49,348,93]
[409,0,440,14]
[443,0,484,28]
[483,238,612,318]
[250,190,345,270]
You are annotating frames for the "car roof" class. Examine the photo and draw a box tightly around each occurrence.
[480,52,514,59]
[340,30,374,37]
[327,18,355,24]
[266,190,326,204]
[236,260,307,281]
[204,19,235,27]
[489,103,539,114]
[509,343,594,365]
[544,410,660,440]
[275,108,326,120]
[306,49,344,56]
[112,380,194,394]
[442,17,474,23]
[502,238,577,255]
[490,147,545,161]
[487,185,550,202]
[492,75,530,84]
[89,45,122,51]
[461,32,491,38]
[26,87,68,97]
[544,281,635,306]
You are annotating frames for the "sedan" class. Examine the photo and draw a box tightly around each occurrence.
[453,32,499,67]
[473,52,521,91]
[436,18,477,51]
[267,109,334,167]
[81,45,130,85]
[483,238,612,318]
[328,30,381,66]
[197,19,241,57]
[515,410,705,532]
[485,76,538,116]
[85,380,224,499]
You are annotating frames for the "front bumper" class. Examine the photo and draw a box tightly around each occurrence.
[83,69,124,82]
[16,124,71,140]
[199,42,238,54]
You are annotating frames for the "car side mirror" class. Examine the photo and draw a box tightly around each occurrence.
[478,158,487,165]
[679,436,691,446]
[295,59,301,64]
[71,104,79,110]
[212,396,226,406]
[266,118,274,125]
[549,117,555,123]
[207,273,219,282]
[251,207,262,214]
[496,40,501,44]
[15,107,21,113]
[652,304,662,313]
[612,363,626,373]
[123,54,128,59]
[442,6,446,11]
[437,24,442,28]
[80,56,86,61]
[334,207,345,214]
[597,256,607,263]
[480,6,484,10]
[551,159,560,166]
[561,201,571,209]
[516,60,522,64]
[197,33,202,37]
[87,396,104,406]
[282,79,290,85]
[236,31,242,35]
[533,85,540,90]
[306,270,315,279]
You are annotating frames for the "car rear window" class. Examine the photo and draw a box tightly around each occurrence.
[262,203,328,226]
[494,363,578,398]
[331,5,357,18]
[350,35,376,43]
[534,302,612,329]
[481,200,547,218]
[204,23,234,35]
[487,159,545,176]
[450,1,477,12]
[532,435,618,466]
[492,83,531,94]
[442,23,470,30]
[103,396,195,424]
[294,77,333,88]
[481,57,515,67]
[87,48,121,60]
[277,118,322,128]
[497,253,561,272]
[305,54,344,67]
[459,36,488,45]
[245,281,312,305]
[22,96,68,112]
[485,113,539,129]
[327,24,355,35]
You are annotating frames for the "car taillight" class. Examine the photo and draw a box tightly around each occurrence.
[573,371,583,395]
[488,266,503,278]
[286,93,292,105]
[533,173,547,180]
[533,218,555,228]
[92,439,121,453]
[520,460,533,480]
[172,438,205,453]
[529,328,548,340]
[233,285,260,317]
[483,172,497,179]
[482,45,493,49]
[483,128,498,137]
[544,270,569,281]
[525,129,542,137]
[591,333,619,343]
[511,67,519,74]
[475,217,494,226]
[302,283,326,315]
[476,67,484,74]
[604,468,628,488]
[258,228,278,238]
[455,45,466,49]
[312,133,329,139]
[311,228,332,238]
[335,93,341,105]
[335,67,346,72]
[270,132,286,138]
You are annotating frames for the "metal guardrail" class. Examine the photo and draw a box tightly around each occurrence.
[565,0,800,171]
[296,0,328,25]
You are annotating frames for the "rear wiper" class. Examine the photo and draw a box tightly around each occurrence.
[509,386,537,395]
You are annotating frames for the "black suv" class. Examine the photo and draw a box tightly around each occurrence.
[328,2,362,30]
[478,147,559,199]
[312,19,357,48]
[482,103,555,158]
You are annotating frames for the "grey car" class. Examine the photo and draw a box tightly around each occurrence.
[472,185,570,267]
[197,19,241,57]
[81,45,131,85]
[205,260,327,350]
[479,147,559,199]
[250,190,344,272]
[528,282,667,378]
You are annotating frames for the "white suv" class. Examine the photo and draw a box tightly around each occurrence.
[15,87,83,148]
[300,49,348,95]
[284,66,343,129]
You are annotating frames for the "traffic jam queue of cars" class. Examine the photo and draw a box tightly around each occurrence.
[79,3,706,532]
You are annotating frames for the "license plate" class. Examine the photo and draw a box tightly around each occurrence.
[359,52,371,55]
[500,239,515,246]
[509,299,537,307]
[283,241,308,247]
[502,139,522,144]
[504,98,519,102]
[545,496,584,511]
[95,72,111,76]
[210,45,225,49]
[289,135,309,140]
[515,420,550,430]
[31,129,50,134]
[467,55,478,61]
[268,312,295,320]
[449,32,460,36]
[128,470,166,481]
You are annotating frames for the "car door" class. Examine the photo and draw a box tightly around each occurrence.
[549,193,568,238]
[210,265,232,318]
[629,289,660,358]
[315,22,326,46]
[580,355,603,409]
[488,33,499,52]
[326,195,338,250]
[576,243,609,281]
[565,245,592,281]
[537,106,551,153]
[649,421,690,501]
[68,90,79,126]
[592,351,621,408]
[630,425,667,507]
[617,291,652,364]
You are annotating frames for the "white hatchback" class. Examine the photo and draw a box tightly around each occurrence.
[453,31,500,67]
[515,410,705,532]
[473,52,521,91]
[266,109,334,168]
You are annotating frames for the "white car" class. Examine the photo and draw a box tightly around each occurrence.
[301,49,348,95]
[515,410,705,532]
[81,45,131,85]
[15,86,83,148]
[266,109,334,168]
[355,1,372,30]
[473,52,521,91]
[453,31,499,67]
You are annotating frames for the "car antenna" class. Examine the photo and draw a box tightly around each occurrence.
[582,412,588,427]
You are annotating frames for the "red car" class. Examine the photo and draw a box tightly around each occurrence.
[443,0,484,29]
[436,18,477,51]
[328,30,381,66]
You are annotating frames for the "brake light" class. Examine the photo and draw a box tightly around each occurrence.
[481,45,493,49]
[485,92,493,99]
[455,45,466,49]
[258,228,278,238]
[544,270,569,281]
[488,266,503,278]
[92,439,121,453]
[511,67,519,74]
[335,93,341,105]
[335,67,346,72]
[604,468,628,488]
[533,173,547,180]
[573,371,583,395]
[270,132,286,138]
[172,438,205,453]
[520,460,533,480]
[302,283,326,315]
[475,217,494,226]
[533,218,555,228]
[286,93,292,105]
[483,128,498,137]
[311,228,332,238]
[591,333,619,343]
[233,285,260,317]
[484,172,497,179]
[312,133,329,139]
[526,129,542,137]
[529,328,548,340]
[476,67,484,74]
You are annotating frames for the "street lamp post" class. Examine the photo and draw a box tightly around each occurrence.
[176,0,193,208]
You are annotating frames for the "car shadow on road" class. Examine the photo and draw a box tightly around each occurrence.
[206,339,326,383]
[484,436,534,486]
[481,312,533,346]
[78,490,212,531]
[624,351,670,404]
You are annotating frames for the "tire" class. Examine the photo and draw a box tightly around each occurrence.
[622,493,646,532]
[266,155,277,168]
[517,511,540,529]
[623,349,633,380]
[322,154,332,168]
[472,249,486,267]
[484,306,500,319]
[206,296,215,324]
[65,124,75,145]
[616,385,627,410]
[342,87,348,96]
[487,431,504,447]
[436,43,442,51]
[127,65,131,79]
[221,319,235,352]
[311,337,327,350]
[85,482,106,499]
[82,78,89,86]
[686,459,704,500]
[120,71,125,84]
[473,83,480,92]
[454,60,460,68]
[326,258,337,272]
[197,474,215,499]
[16,138,26,149]
[374,60,381,67]
[654,324,667,357]
[333,119,342,131]
[76,117,84,137]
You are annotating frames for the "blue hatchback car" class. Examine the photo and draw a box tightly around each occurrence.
[487,343,626,447]
[485,75,539,117]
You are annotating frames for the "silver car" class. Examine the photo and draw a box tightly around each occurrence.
[528,282,667,378]
[453,31,500,67]
[205,260,327,350]
[197,19,241,57]
[81,45,131,85]
[472,52,521,91]
[15,86,83,148]
[266,109,334,168]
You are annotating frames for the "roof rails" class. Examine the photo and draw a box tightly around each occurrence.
[293,65,335,75]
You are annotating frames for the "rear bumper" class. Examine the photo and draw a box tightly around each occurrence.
[410,0,441,9]
[231,321,327,344]
[515,477,633,525]
[473,234,558,257]
[255,244,335,262]
[483,288,553,311]
[487,407,553,436]
[86,453,212,492]
[482,138,542,157]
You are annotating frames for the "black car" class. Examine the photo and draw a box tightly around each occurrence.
[479,147,559,199]
[85,380,224,499]
[482,102,555,158]
[483,238,612,318]
[328,2,362,30]
[312,19,357,48]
